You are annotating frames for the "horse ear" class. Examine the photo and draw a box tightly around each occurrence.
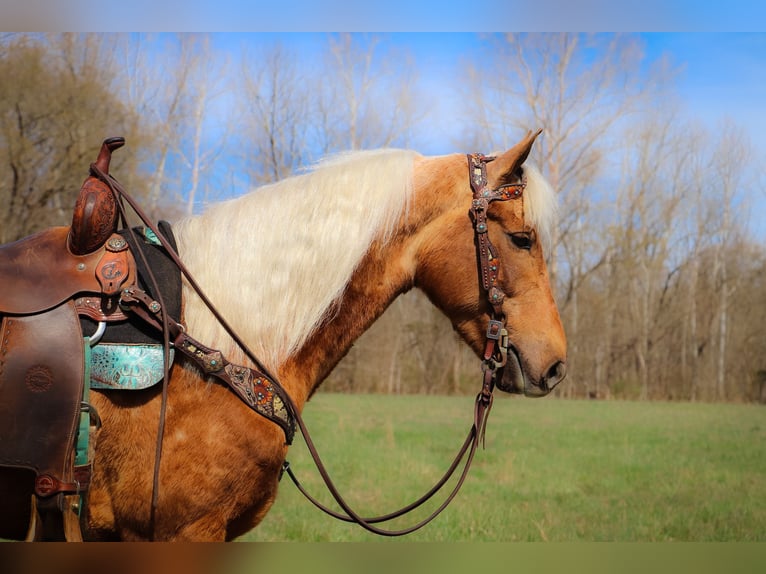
[486,129,542,188]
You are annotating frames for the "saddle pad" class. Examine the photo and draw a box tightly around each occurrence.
[89,343,174,390]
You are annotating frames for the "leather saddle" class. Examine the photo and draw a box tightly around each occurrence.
[2,138,296,541]
[0,137,140,540]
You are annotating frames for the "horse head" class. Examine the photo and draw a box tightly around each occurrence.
[413,130,567,397]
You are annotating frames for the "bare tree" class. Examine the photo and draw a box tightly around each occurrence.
[610,113,693,399]
[114,33,185,213]
[115,33,231,216]
[463,33,673,397]
[0,33,149,243]
[709,120,752,400]
[679,122,724,401]
[316,33,426,153]
[237,43,312,185]
[166,35,232,215]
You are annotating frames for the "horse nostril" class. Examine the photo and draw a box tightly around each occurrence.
[545,361,567,389]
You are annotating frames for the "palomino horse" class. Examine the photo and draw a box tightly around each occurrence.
[0,130,566,541]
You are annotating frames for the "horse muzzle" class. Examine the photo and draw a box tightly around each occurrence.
[495,345,567,397]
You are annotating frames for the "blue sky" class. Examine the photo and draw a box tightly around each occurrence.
[210,31,766,153]
[6,1,766,33]
[642,34,766,138]
[3,3,764,236]
[205,31,766,239]
[640,33,766,238]
[5,4,763,154]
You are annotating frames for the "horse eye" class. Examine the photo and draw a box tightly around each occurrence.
[509,232,533,250]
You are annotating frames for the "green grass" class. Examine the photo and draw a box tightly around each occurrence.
[247,394,766,542]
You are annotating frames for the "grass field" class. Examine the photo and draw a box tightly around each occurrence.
[247,393,766,542]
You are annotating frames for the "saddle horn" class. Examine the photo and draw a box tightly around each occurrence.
[94,136,125,174]
[68,137,125,255]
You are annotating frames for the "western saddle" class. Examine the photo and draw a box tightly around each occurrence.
[1,138,296,542]
[0,137,138,541]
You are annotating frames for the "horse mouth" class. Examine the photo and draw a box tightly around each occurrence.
[495,345,551,398]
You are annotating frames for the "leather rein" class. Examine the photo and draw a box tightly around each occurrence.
[91,152,525,538]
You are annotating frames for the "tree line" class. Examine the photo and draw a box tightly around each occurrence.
[1,33,764,402]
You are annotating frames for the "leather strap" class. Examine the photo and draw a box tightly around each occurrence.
[34,465,92,497]
[467,153,526,317]
[282,393,486,535]
[118,286,296,443]
[466,153,526,443]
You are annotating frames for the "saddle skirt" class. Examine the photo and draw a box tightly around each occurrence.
[0,300,85,484]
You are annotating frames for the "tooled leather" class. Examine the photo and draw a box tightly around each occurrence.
[0,228,135,315]
[69,178,118,256]
[69,137,124,256]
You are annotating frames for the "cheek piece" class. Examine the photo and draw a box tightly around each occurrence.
[467,153,528,428]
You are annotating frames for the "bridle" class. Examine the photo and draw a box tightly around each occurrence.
[91,151,526,538]
[467,152,527,408]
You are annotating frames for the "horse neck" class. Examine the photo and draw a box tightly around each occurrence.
[174,152,465,411]
[278,233,417,407]
[279,154,467,408]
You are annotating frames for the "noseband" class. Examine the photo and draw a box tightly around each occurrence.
[467,153,526,427]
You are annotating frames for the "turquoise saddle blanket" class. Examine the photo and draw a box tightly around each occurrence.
[89,343,173,390]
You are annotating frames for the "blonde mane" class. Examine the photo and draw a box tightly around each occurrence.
[520,163,557,251]
[173,149,417,370]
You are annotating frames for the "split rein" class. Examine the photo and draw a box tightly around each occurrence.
[92,152,525,538]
